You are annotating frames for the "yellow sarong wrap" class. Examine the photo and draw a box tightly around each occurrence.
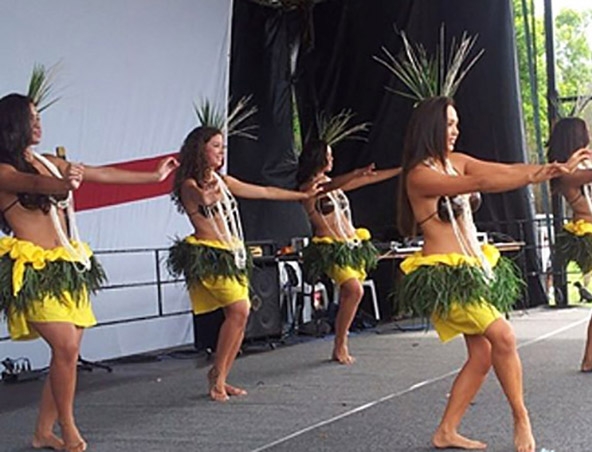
[311,228,370,285]
[563,219,592,236]
[0,237,97,341]
[184,236,250,315]
[400,243,502,342]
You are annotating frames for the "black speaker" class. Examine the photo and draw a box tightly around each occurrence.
[193,308,224,352]
[192,261,282,350]
[245,261,282,341]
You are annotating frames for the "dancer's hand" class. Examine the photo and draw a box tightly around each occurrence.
[530,162,568,183]
[65,162,84,190]
[155,157,180,182]
[566,148,592,172]
[354,163,377,178]
[304,179,324,198]
[195,177,221,206]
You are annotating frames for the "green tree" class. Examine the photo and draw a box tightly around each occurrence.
[555,8,592,115]
[513,1,592,211]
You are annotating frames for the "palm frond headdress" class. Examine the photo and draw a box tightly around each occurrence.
[374,25,484,102]
[316,109,370,147]
[193,95,258,140]
[27,62,62,113]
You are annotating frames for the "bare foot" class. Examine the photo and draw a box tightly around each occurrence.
[432,429,487,450]
[581,361,592,372]
[514,418,535,452]
[32,432,65,450]
[225,383,247,397]
[208,367,229,402]
[332,345,355,365]
[59,423,87,452]
[64,441,87,452]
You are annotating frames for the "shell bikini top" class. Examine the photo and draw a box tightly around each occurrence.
[418,192,482,226]
[314,193,349,216]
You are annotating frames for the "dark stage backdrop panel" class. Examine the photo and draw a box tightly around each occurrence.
[231,0,546,308]
[229,0,312,246]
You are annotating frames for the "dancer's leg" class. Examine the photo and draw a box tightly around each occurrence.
[32,322,87,452]
[484,318,535,452]
[332,278,363,364]
[581,314,592,372]
[432,334,491,450]
[208,300,250,401]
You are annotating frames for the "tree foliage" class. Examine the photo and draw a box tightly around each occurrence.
[513,0,592,155]
[513,1,592,211]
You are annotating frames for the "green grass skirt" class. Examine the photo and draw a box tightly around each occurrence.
[395,256,523,318]
[301,239,379,284]
[555,229,592,275]
[0,255,106,316]
[167,238,252,288]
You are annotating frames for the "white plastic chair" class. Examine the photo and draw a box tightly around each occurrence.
[333,279,381,321]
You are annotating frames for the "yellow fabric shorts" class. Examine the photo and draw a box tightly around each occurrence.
[431,302,501,343]
[8,289,97,341]
[313,228,370,286]
[327,265,366,286]
[0,237,98,341]
[189,276,249,315]
[401,243,502,342]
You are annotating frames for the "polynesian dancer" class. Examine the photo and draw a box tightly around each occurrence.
[0,93,178,452]
[167,110,320,402]
[396,96,589,452]
[547,117,592,372]
[296,110,401,364]
[377,28,590,452]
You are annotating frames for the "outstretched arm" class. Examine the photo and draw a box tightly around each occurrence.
[410,150,591,198]
[458,150,589,181]
[82,156,179,184]
[320,164,400,192]
[225,175,320,201]
[0,163,80,195]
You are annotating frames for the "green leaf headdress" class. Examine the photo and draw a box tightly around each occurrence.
[316,109,370,147]
[374,25,484,102]
[27,62,62,113]
[193,95,258,140]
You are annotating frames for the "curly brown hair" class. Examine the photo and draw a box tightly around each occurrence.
[171,126,223,213]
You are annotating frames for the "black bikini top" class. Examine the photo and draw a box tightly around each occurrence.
[187,198,237,219]
[315,194,348,216]
[0,192,69,215]
[418,192,482,226]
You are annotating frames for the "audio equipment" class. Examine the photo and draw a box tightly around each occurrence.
[244,260,282,341]
[192,259,282,351]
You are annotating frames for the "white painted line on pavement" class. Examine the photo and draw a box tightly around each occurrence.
[251,316,589,452]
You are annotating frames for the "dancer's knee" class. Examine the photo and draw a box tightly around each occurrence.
[340,279,363,302]
[225,301,250,327]
[52,341,80,365]
[490,326,517,355]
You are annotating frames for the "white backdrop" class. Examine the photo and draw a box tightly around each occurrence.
[0,0,233,367]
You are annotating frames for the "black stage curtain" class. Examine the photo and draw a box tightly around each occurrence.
[229,0,312,246]
[231,0,546,307]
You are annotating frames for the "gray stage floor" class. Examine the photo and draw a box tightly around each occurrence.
[1,306,592,452]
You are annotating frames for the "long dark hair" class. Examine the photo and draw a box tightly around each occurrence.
[547,117,589,162]
[547,117,590,193]
[296,139,329,186]
[397,96,454,237]
[171,126,223,212]
[0,93,52,233]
